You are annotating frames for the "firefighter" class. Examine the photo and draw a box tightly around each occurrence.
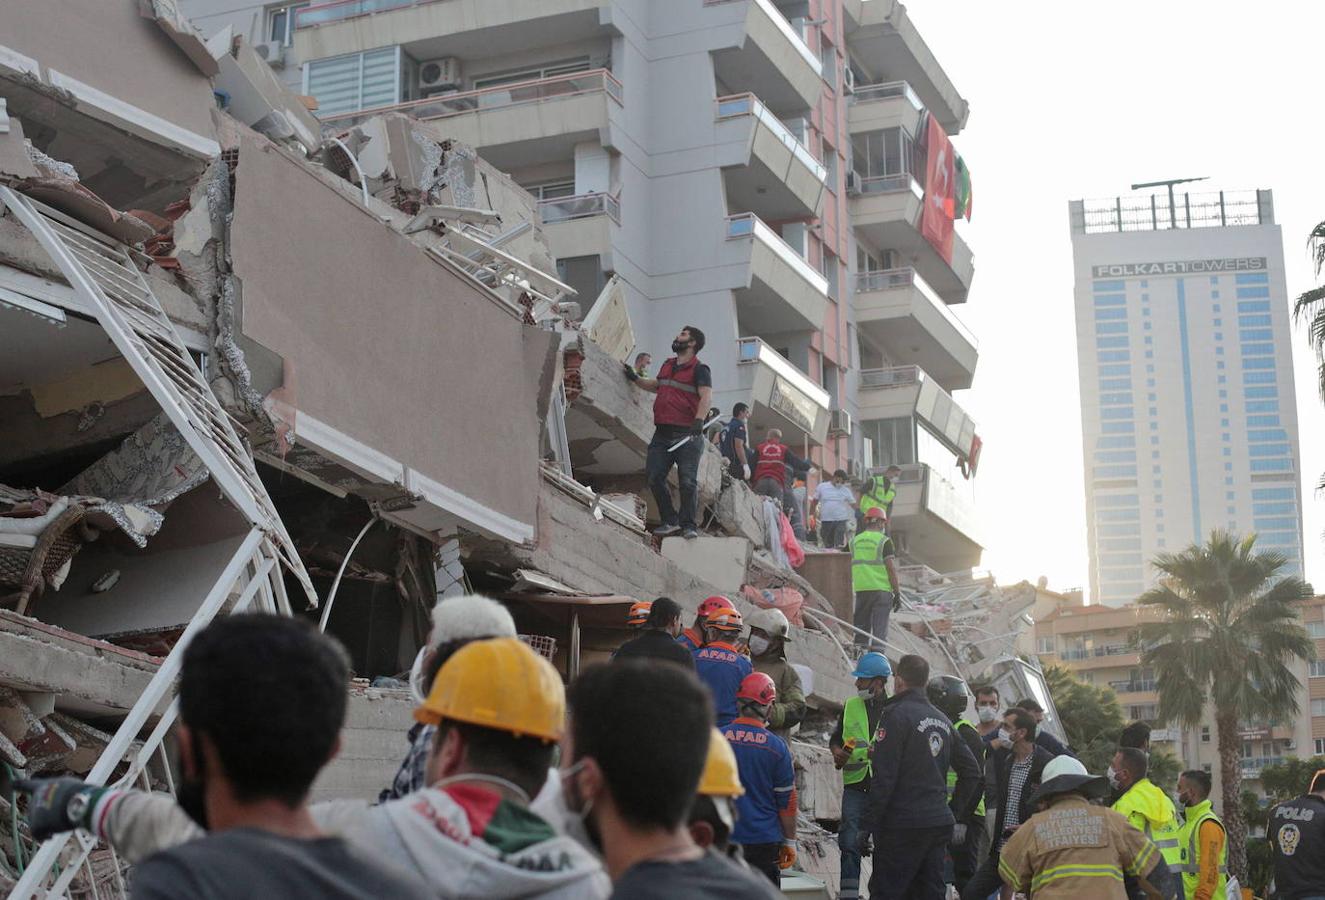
[723,673,797,887]
[927,675,988,892]
[693,606,752,725]
[745,608,805,743]
[998,755,1181,899]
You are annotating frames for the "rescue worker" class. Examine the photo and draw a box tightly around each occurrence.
[723,673,798,887]
[859,464,901,520]
[688,729,745,856]
[693,606,753,725]
[625,599,652,629]
[1111,747,1182,869]
[997,755,1181,899]
[1173,769,1227,900]
[927,675,988,893]
[1267,767,1325,900]
[746,608,805,742]
[613,597,695,669]
[680,595,734,653]
[829,652,891,900]
[751,428,812,505]
[849,507,900,650]
[624,325,713,539]
[864,654,981,900]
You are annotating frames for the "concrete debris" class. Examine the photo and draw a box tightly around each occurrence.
[660,536,752,592]
[137,0,219,77]
[0,120,41,182]
[212,35,322,153]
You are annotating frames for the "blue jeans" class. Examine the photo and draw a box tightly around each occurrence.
[839,788,868,900]
[646,428,701,529]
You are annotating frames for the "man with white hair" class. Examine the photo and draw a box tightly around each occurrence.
[380,594,518,801]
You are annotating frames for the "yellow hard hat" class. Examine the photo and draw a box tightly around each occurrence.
[699,728,745,798]
[414,637,565,743]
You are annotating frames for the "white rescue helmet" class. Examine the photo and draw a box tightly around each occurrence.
[747,607,791,642]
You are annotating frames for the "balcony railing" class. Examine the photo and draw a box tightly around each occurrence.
[853,172,925,198]
[1073,189,1270,235]
[1108,679,1158,693]
[850,80,924,110]
[297,0,428,28]
[539,192,620,225]
[703,0,822,75]
[1059,648,1090,661]
[1241,756,1284,774]
[854,268,978,348]
[725,213,829,295]
[1094,644,1134,657]
[715,93,827,182]
[321,69,623,127]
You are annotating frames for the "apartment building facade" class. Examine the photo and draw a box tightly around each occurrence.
[177,0,986,575]
[1069,189,1305,606]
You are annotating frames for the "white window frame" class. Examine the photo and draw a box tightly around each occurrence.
[1316,738,1325,755]
[303,47,404,117]
[267,3,310,47]
[1310,660,1325,678]
[1311,698,1325,717]
[1036,635,1055,654]
[524,180,577,202]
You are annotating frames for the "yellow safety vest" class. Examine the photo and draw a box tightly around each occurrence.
[1113,778,1183,867]
[841,696,874,786]
[859,476,895,516]
[851,530,894,592]
[1174,799,1228,899]
[948,720,986,817]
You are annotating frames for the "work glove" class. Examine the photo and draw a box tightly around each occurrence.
[778,840,796,870]
[13,777,103,841]
[951,823,967,846]
[690,418,704,437]
[742,463,752,481]
[622,362,640,382]
[891,590,903,611]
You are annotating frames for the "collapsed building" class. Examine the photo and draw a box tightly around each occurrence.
[0,3,1054,897]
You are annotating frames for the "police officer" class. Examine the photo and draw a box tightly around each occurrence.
[850,507,900,650]
[1268,768,1325,900]
[927,675,988,893]
[829,652,892,900]
[864,654,980,899]
[998,755,1181,899]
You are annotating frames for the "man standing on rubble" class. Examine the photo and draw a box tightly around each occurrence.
[849,507,900,650]
[719,403,753,481]
[865,654,981,900]
[859,465,902,521]
[614,597,694,669]
[723,673,798,887]
[751,428,813,505]
[19,615,434,900]
[829,651,892,900]
[693,606,753,725]
[811,469,856,550]
[624,325,713,540]
[745,608,805,743]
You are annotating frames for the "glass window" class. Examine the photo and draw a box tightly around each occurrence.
[1250,459,1293,472]
[1100,407,1134,419]
[1312,698,1325,716]
[1248,429,1289,442]
[1240,329,1274,341]
[1239,314,1272,327]
[1243,358,1277,370]
[1236,285,1271,298]
[1036,636,1055,654]
[1236,273,1270,285]
[1243,371,1277,385]
[1238,301,1271,313]
[1098,351,1130,363]
[1095,494,1139,506]
[1099,378,1132,391]
[306,47,403,116]
[1253,502,1295,516]
[1093,294,1127,306]
[1252,487,1295,501]
[1097,322,1129,335]
[1241,343,1275,356]
[1096,437,1136,450]
[1307,621,1325,638]
[1254,517,1298,531]
[1093,280,1126,292]
[1246,416,1282,427]
[1095,451,1137,464]
[1102,422,1136,434]
[1249,444,1291,457]
[1095,307,1128,320]
[1244,387,1278,399]
[1097,508,1140,522]
[269,3,310,45]
[1099,393,1134,405]
[1099,364,1131,377]
[860,418,914,467]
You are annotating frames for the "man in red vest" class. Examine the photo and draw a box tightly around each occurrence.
[624,326,713,539]
[752,429,813,509]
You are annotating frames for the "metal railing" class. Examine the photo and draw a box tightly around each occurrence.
[1094,644,1134,657]
[297,0,435,28]
[1108,679,1158,693]
[1073,189,1270,234]
[859,364,921,389]
[321,68,622,128]
[854,172,925,198]
[850,80,924,110]
[715,93,827,182]
[1241,756,1285,774]
[539,192,621,225]
[1059,648,1091,661]
[725,213,829,295]
[704,0,821,74]
[854,268,978,348]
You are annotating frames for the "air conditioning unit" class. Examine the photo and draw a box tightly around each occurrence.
[419,57,462,93]
[255,40,288,69]
[829,408,852,437]
[845,170,861,196]
[842,65,855,94]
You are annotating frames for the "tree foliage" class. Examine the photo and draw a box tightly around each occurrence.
[1137,531,1315,883]
[1293,220,1325,491]
[1043,664,1125,775]
[1258,755,1325,806]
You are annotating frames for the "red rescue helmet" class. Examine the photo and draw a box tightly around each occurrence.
[864,507,887,521]
[737,672,777,706]
[705,607,743,633]
[697,596,730,618]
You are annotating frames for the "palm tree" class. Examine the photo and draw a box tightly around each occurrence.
[1137,531,1314,883]
[1292,220,1325,491]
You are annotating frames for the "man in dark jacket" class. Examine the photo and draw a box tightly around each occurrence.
[960,707,1055,900]
[613,597,694,669]
[1013,698,1073,758]
[865,655,980,900]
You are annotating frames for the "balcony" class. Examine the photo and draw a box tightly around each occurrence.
[888,462,981,572]
[705,0,824,111]
[539,192,618,262]
[847,81,925,136]
[715,94,827,220]
[320,69,621,171]
[854,268,977,390]
[294,0,606,66]
[1242,756,1285,777]
[734,338,831,443]
[848,172,975,303]
[1108,679,1158,694]
[856,366,977,462]
[842,0,968,134]
[722,213,830,335]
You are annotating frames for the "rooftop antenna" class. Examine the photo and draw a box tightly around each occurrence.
[1130,176,1209,227]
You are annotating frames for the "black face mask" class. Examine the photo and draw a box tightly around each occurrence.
[671,339,690,353]
[176,740,210,830]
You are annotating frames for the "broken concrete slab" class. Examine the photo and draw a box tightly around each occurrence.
[138,0,220,77]
[309,684,414,803]
[792,742,842,822]
[0,118,41,182]
[213,37,323,153]
[660,536,752,593]
[17,177,157,245]
[713,475,767,546]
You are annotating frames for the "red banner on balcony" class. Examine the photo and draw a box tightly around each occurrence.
[920,115,955,263]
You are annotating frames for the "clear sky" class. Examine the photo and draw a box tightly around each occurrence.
[903,0,1325,595]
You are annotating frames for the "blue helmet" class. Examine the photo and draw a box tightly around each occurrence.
[851,652,892,680]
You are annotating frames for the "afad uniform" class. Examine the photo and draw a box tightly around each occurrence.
[694,640,753,725]
[723,717,796,846]
[1268,793,1325,899]
[678,628,703,653]
[998,794,1161,899]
